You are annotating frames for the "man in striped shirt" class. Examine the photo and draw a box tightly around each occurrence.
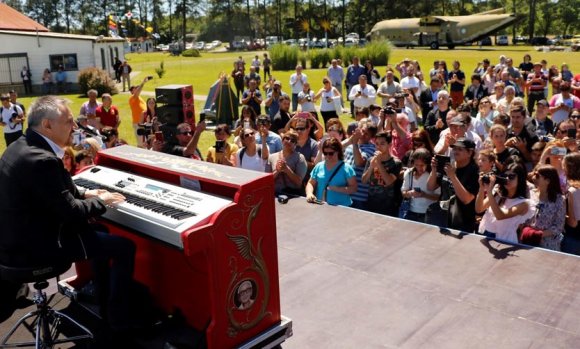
[526,62,548,114]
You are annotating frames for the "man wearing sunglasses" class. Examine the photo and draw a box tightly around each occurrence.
[267,130,307,195]
[161,121,205,159]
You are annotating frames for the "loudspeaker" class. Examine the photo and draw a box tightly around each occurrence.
[157,105,188,125]
[155,84,193,106]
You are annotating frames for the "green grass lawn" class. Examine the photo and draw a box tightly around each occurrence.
[3,46,578,155]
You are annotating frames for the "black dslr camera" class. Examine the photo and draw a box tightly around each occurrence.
[482,173,508,185]
[136,122,155,136]
[383,106,397,115]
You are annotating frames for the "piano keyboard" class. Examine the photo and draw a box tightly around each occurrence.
[73,166,232,248]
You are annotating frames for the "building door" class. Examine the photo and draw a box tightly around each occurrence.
[0,53,29,85]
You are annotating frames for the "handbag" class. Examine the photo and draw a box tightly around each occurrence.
[321,162,344,202]
[398,170,413,218]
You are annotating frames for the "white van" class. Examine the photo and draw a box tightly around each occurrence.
[496,35,509,46]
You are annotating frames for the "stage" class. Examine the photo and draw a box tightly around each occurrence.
[275,198,580,348]
[2,197,580,348]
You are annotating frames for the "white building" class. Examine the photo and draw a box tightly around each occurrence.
[0,3,125,93]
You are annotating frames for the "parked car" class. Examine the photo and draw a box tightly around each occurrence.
[284,39,297,46]
[496,35,509,46]
[194,41,205,50]
[529,37,549,45]
[230,41,248,50]
[512,36,529,45]
[211,40,222,47]
[344,37,358,47]
[479,36,492,46]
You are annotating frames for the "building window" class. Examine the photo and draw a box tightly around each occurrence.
[49,54,78,72]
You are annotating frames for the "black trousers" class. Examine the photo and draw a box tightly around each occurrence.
[527,91,545,114]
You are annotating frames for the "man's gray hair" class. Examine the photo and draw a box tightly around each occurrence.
[28,96,70,129]
[87,89,98,96]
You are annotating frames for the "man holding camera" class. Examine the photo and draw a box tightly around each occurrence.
[0,93,25,147]
[434,114,482,158]
[265,80,287,120]
[506,105,538,162]
[428,138,480,232]
[348,75,376,113]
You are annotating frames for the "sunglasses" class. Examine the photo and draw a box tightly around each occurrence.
[323,81,330,84]
[323,151,336,156]
[295,127,306,132]
[505,173,517,180]
[243,132,255,138]
[283,136,297,143]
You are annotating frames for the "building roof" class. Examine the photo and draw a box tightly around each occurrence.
[0,3,49,32]
[0,30,126,43]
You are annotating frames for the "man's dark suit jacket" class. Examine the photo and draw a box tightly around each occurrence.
[420,88,439,123]
[0,129,106,266]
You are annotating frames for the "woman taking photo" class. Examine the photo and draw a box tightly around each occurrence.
[206,124,238,166]
[537,140,568,192]
[306,138,357,207]
[526,165,565,251]
[562,153,580,255]
[361,131,402,216]
[476,163,531,243]
[400,148,440,223]
[314,77,341,125]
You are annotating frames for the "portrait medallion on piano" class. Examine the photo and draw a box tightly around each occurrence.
[226,200,272,337]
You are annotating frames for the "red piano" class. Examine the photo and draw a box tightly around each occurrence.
[61,145,292,348]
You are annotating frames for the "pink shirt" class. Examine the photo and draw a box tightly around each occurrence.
[390,130,411,160]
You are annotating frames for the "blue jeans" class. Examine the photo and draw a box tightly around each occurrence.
[292,93,299,112]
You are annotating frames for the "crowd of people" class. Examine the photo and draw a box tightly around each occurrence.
[7,53,580,257]
[218,53,580,255]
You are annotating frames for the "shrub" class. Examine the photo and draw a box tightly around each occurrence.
[155,61,166,79]
[270,44,299,70]
[299,51,308,69]
[309,49,332,69]
[77,67,118,96]
[181,49,201,57]
[363,40,393,66]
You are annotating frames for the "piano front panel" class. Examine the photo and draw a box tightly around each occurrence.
[83,146,282,348]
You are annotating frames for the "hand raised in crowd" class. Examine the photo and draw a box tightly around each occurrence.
[351,127,363,143]
[506,136,526,151]
[444,133,456,147]
[276,159,288,173]
[435,118,444,129]
[443,162,456,178]
[196,120,206,133]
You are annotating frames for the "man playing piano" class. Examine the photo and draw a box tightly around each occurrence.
[0,96,138,331]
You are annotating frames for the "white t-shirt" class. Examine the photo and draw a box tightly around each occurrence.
[478,196,533,243]
[1,103,24,134]
[236,148,266,172]
[348,84,377,108]
[289,73,307,94]
[401,169,440,214]
[319,88,337,112]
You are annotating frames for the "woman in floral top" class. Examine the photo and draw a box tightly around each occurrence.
[527,165,565,251]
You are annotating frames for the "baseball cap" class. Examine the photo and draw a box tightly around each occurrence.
[536,99,549,107]
[450,138,475,149]
[273,80,281,86]
[449,116,466,126]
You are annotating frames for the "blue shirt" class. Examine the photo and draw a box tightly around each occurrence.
[266,91,288,119]
[344,143,376,203]
[327,66,344,85]
[310,161,356,207]
[346,64,365,87]
[256,131,282,153]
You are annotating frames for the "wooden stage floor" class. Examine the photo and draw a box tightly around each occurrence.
[276,198,580,348]
[2,197,580,348]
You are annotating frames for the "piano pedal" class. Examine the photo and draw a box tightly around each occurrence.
[58,278,104,320]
